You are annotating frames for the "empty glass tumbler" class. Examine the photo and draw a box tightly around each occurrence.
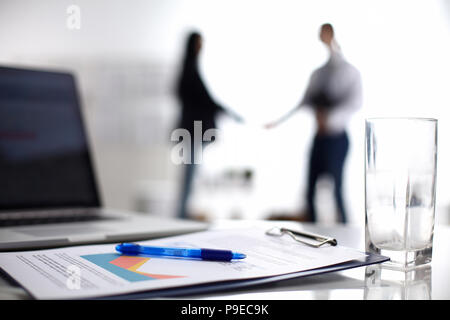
[365,118,437,269]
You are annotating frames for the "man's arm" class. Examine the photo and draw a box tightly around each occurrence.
[265,72,318,128]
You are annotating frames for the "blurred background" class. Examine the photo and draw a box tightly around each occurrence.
[1,0,449,226]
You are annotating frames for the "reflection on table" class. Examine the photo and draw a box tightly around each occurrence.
[364,265,431,300]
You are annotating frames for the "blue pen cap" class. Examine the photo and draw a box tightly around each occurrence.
[200,249,246,261]
[201,249,233,261]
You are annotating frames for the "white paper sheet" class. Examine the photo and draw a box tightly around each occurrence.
[0,228,366,299]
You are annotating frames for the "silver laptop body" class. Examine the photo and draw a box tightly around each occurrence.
[0,66,206,250]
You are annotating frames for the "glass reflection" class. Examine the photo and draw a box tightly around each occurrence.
[364,264,431,300]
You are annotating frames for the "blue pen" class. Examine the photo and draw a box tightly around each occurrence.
[115,243,246,261]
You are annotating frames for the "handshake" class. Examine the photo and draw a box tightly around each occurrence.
[225,107,293,130]
[230,106,328,134]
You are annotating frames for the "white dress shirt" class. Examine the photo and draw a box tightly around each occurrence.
[300,48,363,134]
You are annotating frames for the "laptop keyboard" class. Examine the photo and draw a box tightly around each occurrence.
[0,209,113,227]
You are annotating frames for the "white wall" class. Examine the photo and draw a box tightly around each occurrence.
[1,0,449,224]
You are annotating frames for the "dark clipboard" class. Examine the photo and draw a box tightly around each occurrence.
[104,252,389,300]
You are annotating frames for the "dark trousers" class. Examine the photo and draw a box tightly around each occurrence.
[177,141,209,219]
[306,131,349,223]
[178,162,197,219]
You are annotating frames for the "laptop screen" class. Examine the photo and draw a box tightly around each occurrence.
[0,66,100,212]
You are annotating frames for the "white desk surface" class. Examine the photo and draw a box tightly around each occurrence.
[1,219,449,300]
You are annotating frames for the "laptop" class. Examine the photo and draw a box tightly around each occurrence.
[0,66,207,251]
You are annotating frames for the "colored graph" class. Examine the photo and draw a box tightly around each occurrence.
[81,253,185,282]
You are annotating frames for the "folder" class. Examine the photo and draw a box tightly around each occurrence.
[112,253,388,299]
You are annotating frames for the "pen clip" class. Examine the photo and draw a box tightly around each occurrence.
[266,227,337,248]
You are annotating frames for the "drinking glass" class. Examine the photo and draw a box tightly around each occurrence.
[365,118,437,269]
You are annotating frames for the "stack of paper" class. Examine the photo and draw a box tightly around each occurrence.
[0,227,369,299]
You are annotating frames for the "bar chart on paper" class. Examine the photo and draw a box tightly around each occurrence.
[81,253,186,282]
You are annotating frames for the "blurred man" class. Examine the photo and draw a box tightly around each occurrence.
[266,23,362,223]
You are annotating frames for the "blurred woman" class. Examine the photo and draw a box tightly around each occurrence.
[175,31,242,219]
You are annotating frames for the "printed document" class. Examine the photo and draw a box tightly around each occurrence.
[0,228,366,299]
